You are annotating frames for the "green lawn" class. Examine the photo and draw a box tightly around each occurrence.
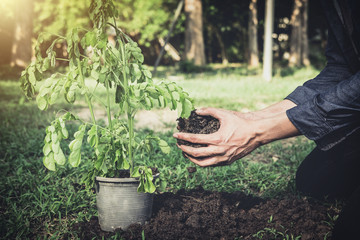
[0,66,318,239]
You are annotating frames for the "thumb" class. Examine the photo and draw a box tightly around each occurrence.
[196,107,225,120]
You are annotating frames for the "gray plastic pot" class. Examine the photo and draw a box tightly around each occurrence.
[95,174,158,232]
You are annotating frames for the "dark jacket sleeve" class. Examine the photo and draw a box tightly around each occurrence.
[286,69,360,150]
[285,24,360,150]
[285,29,354,106]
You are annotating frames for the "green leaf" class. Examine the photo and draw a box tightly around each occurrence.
[45,133,51,143]
[28,70,37,85]
[131,64,142,80]
[101,161,108,174]
[54,149,66,165]
[36,95,48,111]
[97,39,107,49]
[66,90,76,103]
[42,57,50,71]
[137,176,145,192]
[131,166,141,178]
[144,173,156,193]
[181,98,193,118]
[69,144,82,167]
[52,141,60,154]
[91,68,99,80]
[158,95,166,108]
[94,156,103,170]
[84,31,97,46]
[50,91,59,104]
[43,143,51,156]
[158,139,170,154]
[61,127,69,139]
[115,149,130,169]
[51,54,56,67]
[147,86,159,98]
[142,68,152,79]
[39,86,51,97]
[43,152,56,171]
[87,125,98,148]
[69,124,86,167]
[48,125,56,132]
[51,132,58,143]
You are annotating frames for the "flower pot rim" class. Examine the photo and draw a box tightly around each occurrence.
[95,173,160,183]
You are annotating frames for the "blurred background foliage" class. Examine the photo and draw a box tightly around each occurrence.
[0,0,327,75]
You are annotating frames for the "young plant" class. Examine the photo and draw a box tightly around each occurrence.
[20,0,193,193]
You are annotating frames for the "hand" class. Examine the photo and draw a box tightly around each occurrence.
[173,108,262,167]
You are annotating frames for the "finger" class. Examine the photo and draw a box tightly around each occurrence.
[185,154,222,167]
[177,144,225,158]
[173,132,217,145]
[196,107,225,120]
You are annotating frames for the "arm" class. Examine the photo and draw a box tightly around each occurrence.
[173,107,299,167]
[287,70,360,150]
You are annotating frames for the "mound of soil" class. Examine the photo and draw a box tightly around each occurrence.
[177,110,220,148]
[72,188,337,240]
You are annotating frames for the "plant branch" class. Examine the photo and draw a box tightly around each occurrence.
[105,79,113,131]
[77,59,96,125]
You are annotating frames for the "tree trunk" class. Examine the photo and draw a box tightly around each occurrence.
[206,24,213,63]
[301,0,310,66]
[214,27,228,65]
[248,0,259,67]
[184,0,206,66]
[289,0,310,67]
[263,0,274,82]
[11,0,34,68]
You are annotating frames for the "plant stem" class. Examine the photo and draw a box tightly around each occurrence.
[105,80,113,131]
[118,36,135,173]
[128,113,134,173]
[77,59,96,125]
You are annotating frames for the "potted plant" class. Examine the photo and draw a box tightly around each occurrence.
[20,0,193,232]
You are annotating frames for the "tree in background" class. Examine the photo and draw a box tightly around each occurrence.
[289,0,310,67]
[202,0,247,64]
[0,1,15,65]
[184,0,206,66]
[263,0,275,82]
[34,0,91,37]
[0,0,325,68]
[115,0,172,47]
[32,0,175,64]
[11,0,34,68]
[248,0,259,67]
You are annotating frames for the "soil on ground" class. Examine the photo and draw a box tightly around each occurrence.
[72,187,337,240]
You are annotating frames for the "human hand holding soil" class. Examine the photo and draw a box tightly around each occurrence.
[174,108,262,167]
[174,105,300,167]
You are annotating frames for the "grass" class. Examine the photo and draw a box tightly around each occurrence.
[0,65,323,239]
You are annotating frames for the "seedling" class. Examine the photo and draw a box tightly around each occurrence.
[20,0,193,193]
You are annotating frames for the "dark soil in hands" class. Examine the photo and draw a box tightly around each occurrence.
[177,110,220,148]
[72,188,338,240]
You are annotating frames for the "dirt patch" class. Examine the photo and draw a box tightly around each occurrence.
[71,188,337,240]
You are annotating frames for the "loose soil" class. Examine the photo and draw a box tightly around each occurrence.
[177,110,220,148]
[71,187,338,239]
